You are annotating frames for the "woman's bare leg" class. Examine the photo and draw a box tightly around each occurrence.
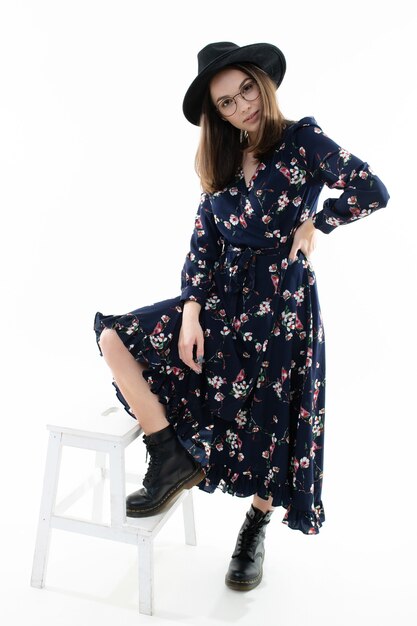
[252,494,275,513]
[98,328,170,435]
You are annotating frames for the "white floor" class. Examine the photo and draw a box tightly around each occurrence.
[2,359,415,625]
[3,466,415,626]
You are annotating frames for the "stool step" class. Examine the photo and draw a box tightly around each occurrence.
[47,406,142,443]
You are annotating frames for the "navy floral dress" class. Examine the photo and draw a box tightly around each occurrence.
[94,116,390,535]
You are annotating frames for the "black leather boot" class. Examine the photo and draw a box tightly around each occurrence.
[126,423,205,517]
[225,504,274,591]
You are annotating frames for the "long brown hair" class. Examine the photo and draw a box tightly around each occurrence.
[195,63,296,194]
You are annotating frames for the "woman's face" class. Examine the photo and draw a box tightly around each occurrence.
[209,67,263,139]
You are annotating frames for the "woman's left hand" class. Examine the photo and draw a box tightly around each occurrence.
[288,217,318,263]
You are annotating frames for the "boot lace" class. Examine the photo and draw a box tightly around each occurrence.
[142,436,163,488]
[233,514,270,562]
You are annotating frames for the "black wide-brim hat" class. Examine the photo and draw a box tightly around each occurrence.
[183,41,286,126]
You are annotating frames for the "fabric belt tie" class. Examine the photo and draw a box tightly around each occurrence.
[222,240,293,294]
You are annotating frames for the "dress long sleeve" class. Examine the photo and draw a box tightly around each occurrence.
[293,120,390,234]
[180,191,223,308]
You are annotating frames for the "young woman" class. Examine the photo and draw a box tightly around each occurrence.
[94,41,390,591]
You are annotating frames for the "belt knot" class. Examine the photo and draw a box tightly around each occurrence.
[221,241,291,294]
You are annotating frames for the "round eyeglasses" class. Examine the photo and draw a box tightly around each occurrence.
[215,79,261,117]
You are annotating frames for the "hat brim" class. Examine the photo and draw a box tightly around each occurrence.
[182,43,286,126]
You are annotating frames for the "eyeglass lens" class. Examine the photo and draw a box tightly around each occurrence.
[217,80,260,117]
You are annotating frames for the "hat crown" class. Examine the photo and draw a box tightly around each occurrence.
[183,41,287,126]
[197,42,241,74]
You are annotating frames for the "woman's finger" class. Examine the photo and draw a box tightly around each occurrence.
[196,331,205,366]
[178,322,204,374]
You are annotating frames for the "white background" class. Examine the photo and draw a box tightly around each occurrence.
[1,0,416,624]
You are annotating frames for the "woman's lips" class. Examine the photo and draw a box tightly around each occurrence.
[244,110,259,123]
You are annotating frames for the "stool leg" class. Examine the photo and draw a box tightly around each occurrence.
[182,490,197,546]
[108,443,126,527]
[92,451,107,524]
[30,431,63,588]
[95,451,107,479]
[137,536,154,615]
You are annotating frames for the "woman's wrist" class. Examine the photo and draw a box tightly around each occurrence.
[183,299,202,316]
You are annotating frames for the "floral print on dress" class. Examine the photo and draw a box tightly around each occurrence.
[94,116,390,535]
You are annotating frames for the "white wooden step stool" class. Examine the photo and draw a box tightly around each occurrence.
[30,406,199,615]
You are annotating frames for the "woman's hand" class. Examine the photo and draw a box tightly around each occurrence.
[179,302,205,374]
[288,217,318,263]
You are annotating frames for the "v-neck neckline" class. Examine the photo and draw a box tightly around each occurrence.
[230,122,296,194]
[237,159,263,193]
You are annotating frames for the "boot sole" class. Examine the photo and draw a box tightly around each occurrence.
[224,570,262,591]
[126,465,205,518]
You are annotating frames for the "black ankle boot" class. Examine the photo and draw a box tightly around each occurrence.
[225,504,274,591]
[126,423,205,517]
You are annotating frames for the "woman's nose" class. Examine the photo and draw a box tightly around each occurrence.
[236,94,250,113]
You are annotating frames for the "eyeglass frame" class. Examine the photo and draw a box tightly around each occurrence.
[214,78,261,118]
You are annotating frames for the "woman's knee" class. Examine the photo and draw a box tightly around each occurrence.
[98,327,121,356]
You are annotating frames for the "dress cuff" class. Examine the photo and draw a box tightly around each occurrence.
[311,199,340,234]
[180,286,206,307]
